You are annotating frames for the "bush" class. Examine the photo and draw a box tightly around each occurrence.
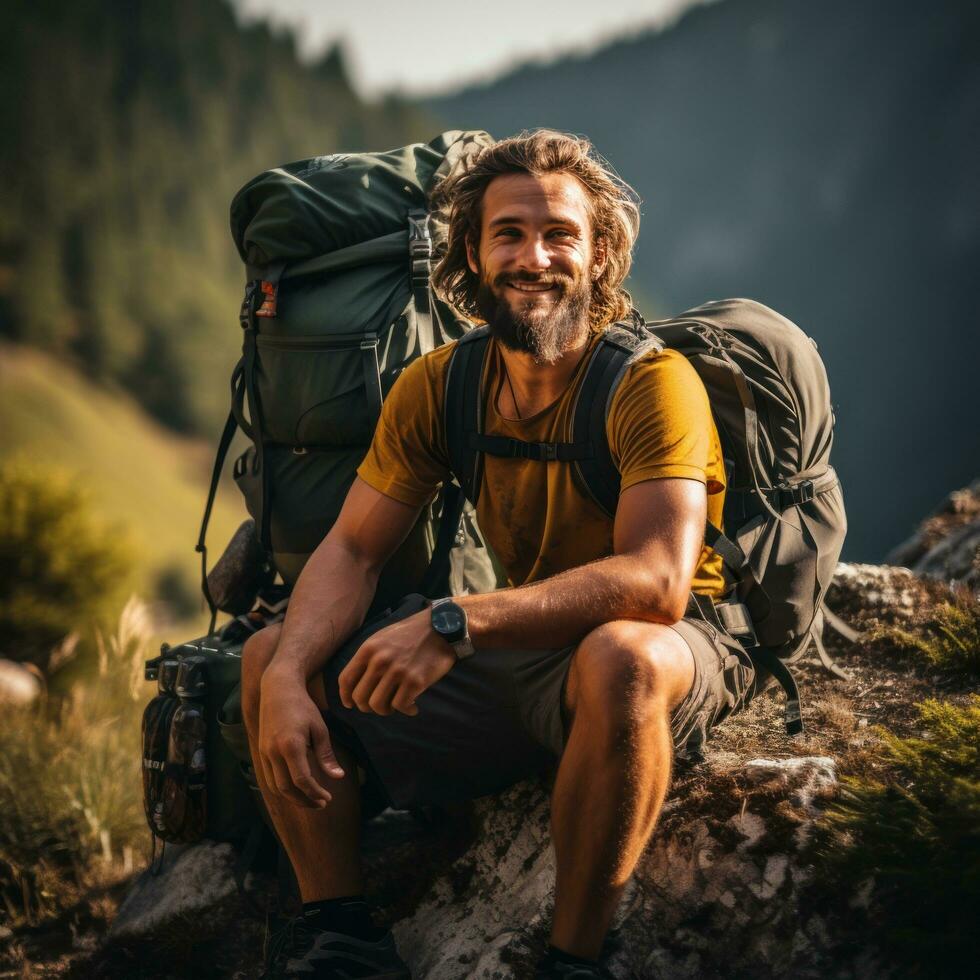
[0,458,133,669]
[813,696,980,976]
[0,598,152,925]
[868,593,980,678]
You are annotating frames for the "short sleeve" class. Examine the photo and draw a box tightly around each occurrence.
[607,349,726,495]
[356,347,453,506]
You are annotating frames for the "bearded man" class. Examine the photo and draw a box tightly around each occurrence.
[242,130,757,980]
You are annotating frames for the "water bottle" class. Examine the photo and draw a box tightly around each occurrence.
[160,656,209,842]
[141,659,180,835]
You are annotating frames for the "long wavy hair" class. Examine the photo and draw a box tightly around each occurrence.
[430,130,641,331]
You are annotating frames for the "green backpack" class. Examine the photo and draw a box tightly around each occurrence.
[143,132,503,860]
[197,129,500,617]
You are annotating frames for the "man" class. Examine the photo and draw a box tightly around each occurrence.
[242,130,756,980]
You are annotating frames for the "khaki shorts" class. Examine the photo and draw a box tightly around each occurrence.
[322,595,757,810]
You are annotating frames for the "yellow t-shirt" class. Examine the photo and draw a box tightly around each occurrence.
[358,334,727,598]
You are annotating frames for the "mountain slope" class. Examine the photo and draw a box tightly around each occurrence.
[0,343,246,614]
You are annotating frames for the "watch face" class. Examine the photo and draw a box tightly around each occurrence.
[432,605,464,636]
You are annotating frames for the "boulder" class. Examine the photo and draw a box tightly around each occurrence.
[886,479,980,592]
[0,658,43,706]
[99,754,866,979]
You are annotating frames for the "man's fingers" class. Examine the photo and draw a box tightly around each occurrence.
[337,648,371,709]
[349,657,388,713]
[391,679,420,717]
[267,751,319,809]
[310,717,346,780]
[277,733,332,807]
[367,670,402,716]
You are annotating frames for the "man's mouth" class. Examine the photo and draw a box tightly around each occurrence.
[505,280,560,294]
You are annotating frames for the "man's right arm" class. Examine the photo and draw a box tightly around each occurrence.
[264,477,423,685]
[255,477,422,806]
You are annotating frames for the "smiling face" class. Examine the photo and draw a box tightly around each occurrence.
[465,172,605,364]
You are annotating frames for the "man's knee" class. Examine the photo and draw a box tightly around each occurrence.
[567,621,692,732]
[241,623,282,735]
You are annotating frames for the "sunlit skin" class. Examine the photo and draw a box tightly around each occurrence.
[242,171,703,961]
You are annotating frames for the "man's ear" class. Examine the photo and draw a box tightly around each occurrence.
[592,237,608,280]
[466,235,480,276]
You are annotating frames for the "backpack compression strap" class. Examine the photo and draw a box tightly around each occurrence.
[444,327,600,504]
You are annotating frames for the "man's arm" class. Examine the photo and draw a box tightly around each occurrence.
[264,477,423,686]
[255,477,422,806]
[462,476,706,648]
[338,476,707,716]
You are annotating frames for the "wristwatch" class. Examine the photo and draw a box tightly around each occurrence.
[430,597,475,660]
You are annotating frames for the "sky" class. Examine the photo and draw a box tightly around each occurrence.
[232,0,714,99]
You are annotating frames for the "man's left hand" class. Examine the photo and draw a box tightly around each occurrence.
[337,609,456,717]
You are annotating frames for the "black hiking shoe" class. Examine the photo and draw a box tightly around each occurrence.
[534,952,615,979]
[262,914,411,979]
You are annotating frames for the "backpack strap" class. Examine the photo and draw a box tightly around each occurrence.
[417,483,467,599]
[570,324,662,518]
[444,327,492,505]
[408,209,435,355]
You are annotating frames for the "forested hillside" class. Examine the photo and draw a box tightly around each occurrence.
[3,0,977,561]
[428,0,980,559]
[2,0,433,434]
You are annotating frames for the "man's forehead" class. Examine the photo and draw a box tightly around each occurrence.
[482,172,590,224]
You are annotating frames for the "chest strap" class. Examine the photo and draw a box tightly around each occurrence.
[467,433,593,462]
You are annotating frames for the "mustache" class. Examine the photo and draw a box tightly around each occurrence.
[491,271,574,289]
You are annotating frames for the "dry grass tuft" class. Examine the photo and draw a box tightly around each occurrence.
[0,597,153,928]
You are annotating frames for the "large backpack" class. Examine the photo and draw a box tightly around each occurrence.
[196,129,500,626]
[444,298,850,734]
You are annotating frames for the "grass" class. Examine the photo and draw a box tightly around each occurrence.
[0,598,155,927]
[0,342,247,627]
[812,696,980,976]
[867,592,980,678]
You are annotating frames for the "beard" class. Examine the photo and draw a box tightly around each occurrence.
[475,269,592,365]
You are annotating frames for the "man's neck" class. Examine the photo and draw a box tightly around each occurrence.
[495,325,593,420]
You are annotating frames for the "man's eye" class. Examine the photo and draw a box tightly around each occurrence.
[496,228,520,238]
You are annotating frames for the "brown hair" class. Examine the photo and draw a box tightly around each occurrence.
[430,130,641,331]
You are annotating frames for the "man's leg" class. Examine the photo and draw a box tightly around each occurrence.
[549,620,696,960]
[241,625,363,901]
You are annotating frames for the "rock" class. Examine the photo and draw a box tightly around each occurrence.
[109,841,243,940]
[886,479,980,592]
[390,755,844,979]
[0,658,42,706]
[744,757,837,810]
[824,562,928,625]
[103,756,850,978]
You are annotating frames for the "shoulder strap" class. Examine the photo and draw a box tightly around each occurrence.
[570,324,661,518]
[444,327,492,506]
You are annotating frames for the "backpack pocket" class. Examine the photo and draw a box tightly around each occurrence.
[157,698,208,844]
[141,692,179,836]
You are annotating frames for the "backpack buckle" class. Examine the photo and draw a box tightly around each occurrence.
[408,211,431,250]
[775,480,815,508]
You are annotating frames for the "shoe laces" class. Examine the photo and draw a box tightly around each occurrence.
[262,913,320,978]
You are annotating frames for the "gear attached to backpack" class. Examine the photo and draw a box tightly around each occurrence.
[444,299,850,735]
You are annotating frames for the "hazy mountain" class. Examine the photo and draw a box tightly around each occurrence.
[426,0,980,560]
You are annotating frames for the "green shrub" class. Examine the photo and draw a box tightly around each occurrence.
[813,697,980,976]
[0,598,151,925]
[0,457,133,668]
[869,594,980,678]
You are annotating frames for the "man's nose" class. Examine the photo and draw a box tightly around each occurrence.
[516,235,552,272]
